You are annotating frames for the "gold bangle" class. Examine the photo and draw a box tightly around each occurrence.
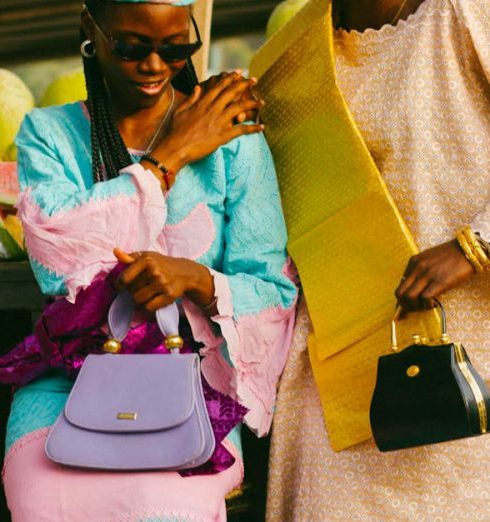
[456,228,485,272]
[462,226,490,269]
[456,229,483,272]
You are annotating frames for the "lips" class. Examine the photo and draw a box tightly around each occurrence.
[132,79,168,96]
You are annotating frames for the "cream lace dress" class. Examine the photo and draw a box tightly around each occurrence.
[267,0,490,520]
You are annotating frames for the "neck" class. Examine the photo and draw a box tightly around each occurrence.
[113,85,176,151]
[334,0,421,32]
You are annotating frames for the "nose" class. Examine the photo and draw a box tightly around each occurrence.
[138,50,170,77]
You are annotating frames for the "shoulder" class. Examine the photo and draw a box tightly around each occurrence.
[17,102,87,144]
[218,128,275,183]
[23,102,85,126]
[214,128,279,194]
[220,126,271,160]
[16,102,90,151]
[448,0,490,24]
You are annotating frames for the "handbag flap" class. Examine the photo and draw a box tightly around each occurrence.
[65,354,199,433]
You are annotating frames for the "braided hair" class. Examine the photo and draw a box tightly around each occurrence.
[82,0,198,183]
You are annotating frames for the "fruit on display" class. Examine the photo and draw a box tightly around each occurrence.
[0,161,25,259]
[1,62,87,261]
[266,0,310,39]
[0,162,19,208]
[3,143,17,162]
[0,69,35,160]
[40,68,87,107]
[0,215,25,260]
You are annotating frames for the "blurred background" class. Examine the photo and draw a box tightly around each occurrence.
[1,0,282,103]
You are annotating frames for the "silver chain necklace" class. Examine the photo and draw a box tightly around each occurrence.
[145,85,176,154]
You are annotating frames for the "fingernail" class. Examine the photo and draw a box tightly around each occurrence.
[249,77,258,84]
[234,69,242,74]
[260,124,265,130]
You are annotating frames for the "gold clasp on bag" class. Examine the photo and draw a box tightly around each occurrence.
[103,339,122,354]
[165,334,184,353]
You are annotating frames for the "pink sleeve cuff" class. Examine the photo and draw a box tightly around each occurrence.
[183,267,297,436]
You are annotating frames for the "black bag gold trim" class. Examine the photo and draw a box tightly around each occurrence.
[370,300,490,452]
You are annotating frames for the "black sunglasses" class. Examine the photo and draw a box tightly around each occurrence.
[88,13,202,63]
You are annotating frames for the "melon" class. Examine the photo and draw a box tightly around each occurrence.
[0,162,19,208]
[3,143,17,162]
[266,0,310,39]
[0,69,35,160]
[0,216,25,260]
[3,214,24,250]
[40,68,87,107]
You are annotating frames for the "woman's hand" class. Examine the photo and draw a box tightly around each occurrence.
[150,71,265,175]
[114,249,215,313]
[395,239,475,311]
[200,70,260,123]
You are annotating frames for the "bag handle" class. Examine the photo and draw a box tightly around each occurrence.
[391,298,449,352]
[103,290,183,354]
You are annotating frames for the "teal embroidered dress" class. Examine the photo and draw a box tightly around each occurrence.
[3,102,297,522]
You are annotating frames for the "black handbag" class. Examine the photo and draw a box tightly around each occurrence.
[370,300,490,452]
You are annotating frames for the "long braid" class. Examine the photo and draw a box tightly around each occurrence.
[82,0,199,183]
[81,1,132,183]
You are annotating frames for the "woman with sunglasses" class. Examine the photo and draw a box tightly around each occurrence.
[0,1,297,520]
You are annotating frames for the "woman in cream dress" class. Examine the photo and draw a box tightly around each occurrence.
[267,0,490,520]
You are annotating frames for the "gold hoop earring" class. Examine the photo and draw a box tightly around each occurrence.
[81,40,96,58]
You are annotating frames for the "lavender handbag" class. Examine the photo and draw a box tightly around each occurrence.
[44,291,216,471]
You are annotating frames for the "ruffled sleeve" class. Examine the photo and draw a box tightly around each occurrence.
[16,108,167,301]
[449,0,490,240]
[183,132,298,436]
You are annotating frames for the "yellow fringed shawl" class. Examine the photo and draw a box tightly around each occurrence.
[250,0,440,451]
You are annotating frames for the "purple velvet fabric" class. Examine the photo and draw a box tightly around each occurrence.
[0,264,247,476]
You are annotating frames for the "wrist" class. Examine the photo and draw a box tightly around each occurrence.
[141,154,173,191]
[140,158,166,191]
[151,138,190,174]
[184,261,215,308]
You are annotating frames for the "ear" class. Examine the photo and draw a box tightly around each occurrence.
[81,8,95,40]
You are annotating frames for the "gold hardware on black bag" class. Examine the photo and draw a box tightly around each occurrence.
[370,299,490,452]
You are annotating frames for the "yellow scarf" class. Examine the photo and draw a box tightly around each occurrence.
[250,0,439,450]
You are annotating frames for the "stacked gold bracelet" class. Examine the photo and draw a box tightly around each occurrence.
[456,225,490,273]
